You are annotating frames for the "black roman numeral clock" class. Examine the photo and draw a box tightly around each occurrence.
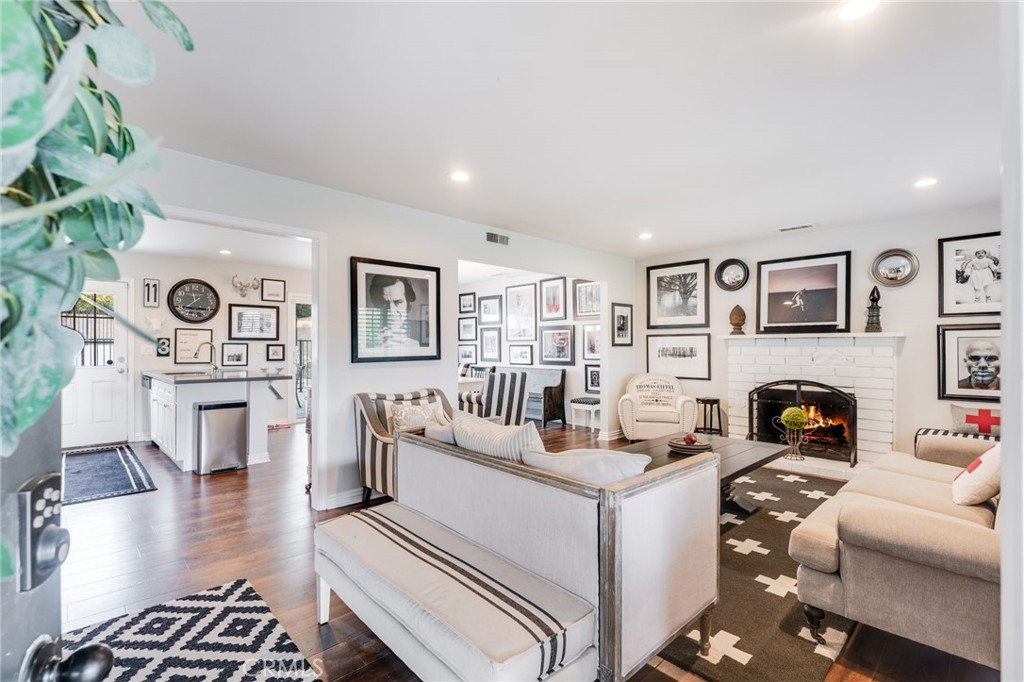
[168,279,220,323]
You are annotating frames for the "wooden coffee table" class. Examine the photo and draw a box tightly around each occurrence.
[620,433,790,512]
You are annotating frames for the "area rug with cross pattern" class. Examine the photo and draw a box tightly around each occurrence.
[657,467,853,682]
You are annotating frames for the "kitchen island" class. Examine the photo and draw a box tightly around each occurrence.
[143,370,293,473]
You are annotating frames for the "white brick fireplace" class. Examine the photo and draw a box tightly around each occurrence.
[722,333,905,464]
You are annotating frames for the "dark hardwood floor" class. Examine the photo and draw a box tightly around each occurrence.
[61,422,998,681]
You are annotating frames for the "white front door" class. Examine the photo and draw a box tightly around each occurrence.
[60,280,130,448]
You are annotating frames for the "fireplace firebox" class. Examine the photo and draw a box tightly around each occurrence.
[748,380,857,466]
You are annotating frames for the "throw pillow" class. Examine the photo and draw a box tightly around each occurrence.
[451,410,544,462]
[522,449,652,486]
[390,402,443,433]
[424,423,456,445]
[950,404,1001,437]
[952,444,1001,505]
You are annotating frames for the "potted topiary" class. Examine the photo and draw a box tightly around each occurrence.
[780,406,808,461]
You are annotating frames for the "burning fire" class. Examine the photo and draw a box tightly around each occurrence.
[801,404,848,438]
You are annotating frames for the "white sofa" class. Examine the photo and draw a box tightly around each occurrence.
[314,432,721,681]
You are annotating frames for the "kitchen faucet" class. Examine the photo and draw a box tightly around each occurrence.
[193,341,219,372]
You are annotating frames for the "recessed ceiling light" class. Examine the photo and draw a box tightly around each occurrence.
[449,170,470,183]
[914,177,939,188]
[219,249,232,255]
[638,232,653,240]
[838,0,879,21]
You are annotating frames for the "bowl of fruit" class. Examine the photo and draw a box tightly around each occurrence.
[667,432,713,454]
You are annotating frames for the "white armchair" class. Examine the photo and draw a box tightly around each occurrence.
[618,373,698,441]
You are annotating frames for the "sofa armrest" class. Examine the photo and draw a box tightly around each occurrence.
[459,390,484,406]
[837,504,999,583]
[675,395,698,433]
[915,430,997,468]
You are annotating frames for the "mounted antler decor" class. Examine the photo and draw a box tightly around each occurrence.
[231,275,261,298]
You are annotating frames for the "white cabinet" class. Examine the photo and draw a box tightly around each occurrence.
[148,380,176,459]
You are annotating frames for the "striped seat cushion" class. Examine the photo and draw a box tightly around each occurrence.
[315,503,596,681]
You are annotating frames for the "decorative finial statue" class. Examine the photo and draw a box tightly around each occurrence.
[865,286,882,332]
[729,305,747,335]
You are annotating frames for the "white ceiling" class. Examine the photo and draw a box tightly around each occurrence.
[132,217,313,269]
[122,2,1000,260]
[458,260,550,285]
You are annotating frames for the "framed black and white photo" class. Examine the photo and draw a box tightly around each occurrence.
[478,295,502,326]
[584,364,601,394]
[647,259,709,328]
[458,316,478,342]
[174,328,212,364]
[938,324,1001,402]
[459,292,476,314]
[938,232,1001,317]
[506,283,537,342]
[458,344,477,364]
[261,278,286,303]
[647,334,711,380]
[222,342,249,367]
[756,251,851,334]
[540,277,567,321]
[611,302,633,346]
[228,304,280,341]
[480,327,502,363]
[539,325,574,365]
[266,343,285,361]
[143,278,160,308]
[582,323,600,361]
[573,280,600,319]
[509,345,533,366]
[350,257,440,362]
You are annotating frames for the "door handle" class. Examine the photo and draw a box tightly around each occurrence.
[117,368,126,374]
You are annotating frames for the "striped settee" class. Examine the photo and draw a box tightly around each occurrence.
[315,431,721,681]
[457,371,529,425]
[352,388,453,505]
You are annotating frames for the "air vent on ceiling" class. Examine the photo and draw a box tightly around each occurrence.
[486,232,510,245]
[779,224,815,233]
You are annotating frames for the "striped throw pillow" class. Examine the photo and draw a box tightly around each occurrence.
[452,410,544,462]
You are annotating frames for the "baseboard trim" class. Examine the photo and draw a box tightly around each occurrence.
[322,488,366,511]
[598,429,623,442]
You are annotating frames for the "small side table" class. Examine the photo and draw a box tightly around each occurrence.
[569,397,600,432]
[695,397,724,436]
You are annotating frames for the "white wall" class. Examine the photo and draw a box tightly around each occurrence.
[459,272,606,417]
[146,150,636,508]
[636,203,1001,453]
[115,250,311,439]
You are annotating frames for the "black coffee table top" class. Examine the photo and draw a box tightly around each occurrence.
[620,433,789,485]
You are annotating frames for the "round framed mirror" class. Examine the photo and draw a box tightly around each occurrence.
[715,259,749,291]
[871,249,919,287]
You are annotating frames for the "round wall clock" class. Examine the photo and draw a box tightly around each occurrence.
[168,279,220,323]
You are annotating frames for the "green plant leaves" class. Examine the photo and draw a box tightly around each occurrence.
[141,0,194,52]
[86,25,156,86]
[72,85,108,155]
[64,196,145,251]
[1,320,84,456]
[1,2,45,148]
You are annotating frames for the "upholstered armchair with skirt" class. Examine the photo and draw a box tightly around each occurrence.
[457,371,528,425]
[353,388,453,505]
[618,373,698,441]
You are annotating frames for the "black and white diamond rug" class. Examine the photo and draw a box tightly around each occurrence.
[658,467,853,682]
[63,579,312,681]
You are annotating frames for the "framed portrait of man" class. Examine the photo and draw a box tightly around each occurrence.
[938,324,1001,402]
[350,257,440,362]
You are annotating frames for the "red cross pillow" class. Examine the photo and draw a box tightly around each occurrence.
[952,444,1001,506]
[950,404,1001,437]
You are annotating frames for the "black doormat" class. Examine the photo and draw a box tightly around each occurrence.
[658,467,853,682]
[63,579,312,681]
[62,444,157,505]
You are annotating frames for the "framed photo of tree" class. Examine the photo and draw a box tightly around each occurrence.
[647,259,709,328]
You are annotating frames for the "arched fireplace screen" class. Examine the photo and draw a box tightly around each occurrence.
[748,379,857,466]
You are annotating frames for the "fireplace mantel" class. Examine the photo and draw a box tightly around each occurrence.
[722,333,904,463]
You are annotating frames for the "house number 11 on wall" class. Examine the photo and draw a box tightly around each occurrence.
[143,279,160,308]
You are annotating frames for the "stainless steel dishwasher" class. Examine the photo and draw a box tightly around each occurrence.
[193,401,248,474]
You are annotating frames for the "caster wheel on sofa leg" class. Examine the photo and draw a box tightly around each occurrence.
[802,603,827,644]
